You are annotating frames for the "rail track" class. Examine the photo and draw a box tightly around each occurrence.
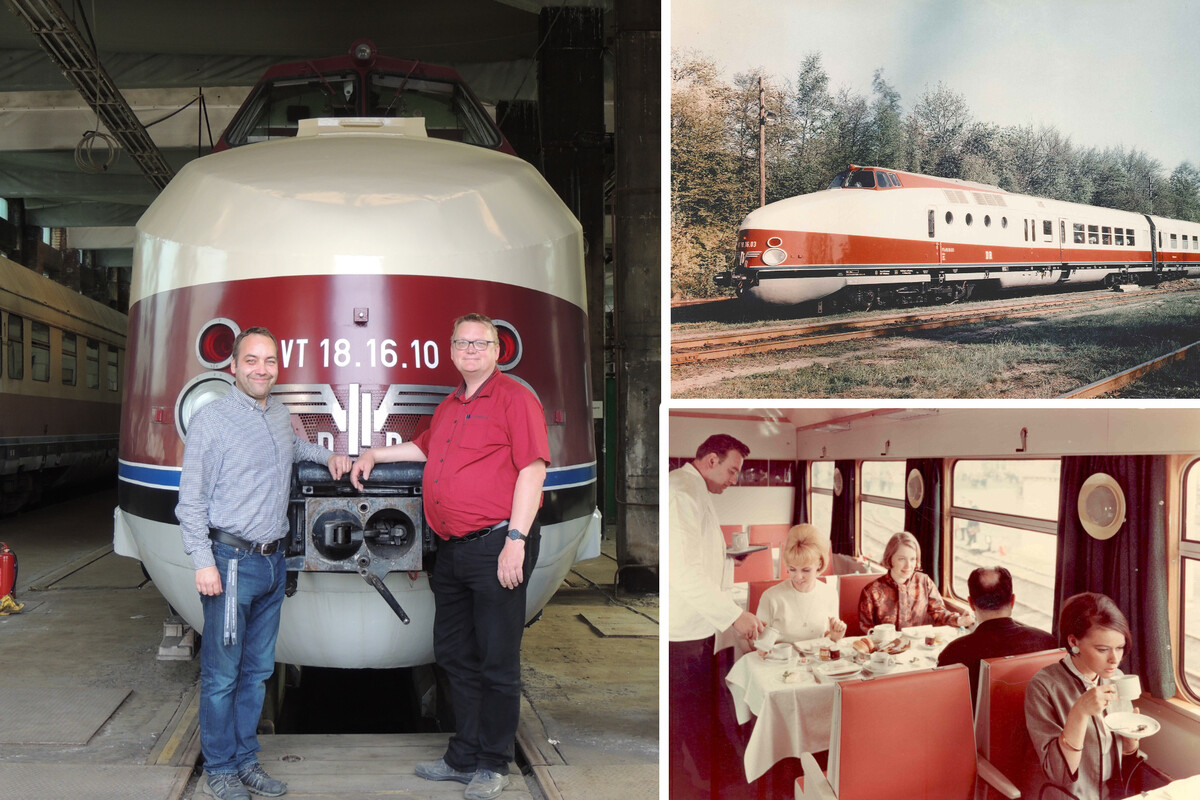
[671,287,1187,366]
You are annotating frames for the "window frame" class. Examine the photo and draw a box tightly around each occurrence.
[61,332,77,386]
[859,460,907,567]
[1177,458,1200,703]
[7,313,24,380]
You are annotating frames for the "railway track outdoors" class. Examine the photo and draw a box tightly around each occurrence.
[671,282,1200,398]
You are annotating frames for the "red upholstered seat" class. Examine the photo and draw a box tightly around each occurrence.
[747,579,784,616]
[795,665,1019,800]
[733,548,775,583]
[976,648,1066,799]
[748,523,790,546]
[836,572,878,637]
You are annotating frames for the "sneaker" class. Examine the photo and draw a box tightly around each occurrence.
[464,769,511,800]
[204,773,251,800]
[414,757,475,785]
[237,763,287,797]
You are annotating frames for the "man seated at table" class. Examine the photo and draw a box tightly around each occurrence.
[937,566,1057,703]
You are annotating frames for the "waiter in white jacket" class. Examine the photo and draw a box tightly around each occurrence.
[669,433,764,800]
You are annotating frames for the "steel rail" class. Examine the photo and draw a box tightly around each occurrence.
[1058,339,1200,398]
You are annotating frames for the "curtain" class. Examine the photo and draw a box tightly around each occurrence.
[830,459,857,557]
[791,460,809,526]
[1054,455,1175,699]
[904,459,944,585]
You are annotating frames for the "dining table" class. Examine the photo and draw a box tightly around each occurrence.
[1122,773,1200,799]
[724,624,963,782]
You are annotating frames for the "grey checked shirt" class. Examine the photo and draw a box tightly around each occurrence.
[176,386,334,571]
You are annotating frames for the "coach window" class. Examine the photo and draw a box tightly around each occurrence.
[1024,219,1029,241]
[1002,217,1008,229]
[965,213,973,226]
[985,215,991,227]
[950,459,1060,630]
[1128,229,1136,247]
[106,345,119,392]
[810,462,835,540]
[1043,220,1053,242]
[7,313,23,380]
[928,209,935,238]
[1171,233,1179,249]
[62,333,77,386]
[1101,226,1111,246]
[860,461,906,565]
[1088,225,1099,245]
[86,338,99,389]
[1177,461,1200,701]
[1073,223,1085,244]
[31,322,50,382]
[946,211,954,225]
[1185,236,1190,251]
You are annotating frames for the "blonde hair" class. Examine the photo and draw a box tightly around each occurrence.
[783,523,829,571]
[883,531,921,571]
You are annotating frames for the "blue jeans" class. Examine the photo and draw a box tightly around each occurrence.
[199,542,285,775]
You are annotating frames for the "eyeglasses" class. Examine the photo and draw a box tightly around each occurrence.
[451,339,495,351]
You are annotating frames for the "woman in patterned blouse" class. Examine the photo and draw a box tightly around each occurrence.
[858,531,974,632]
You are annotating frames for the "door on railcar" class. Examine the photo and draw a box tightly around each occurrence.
[928,207,943,264]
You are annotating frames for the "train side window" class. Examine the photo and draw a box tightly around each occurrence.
[1088,225,1099,245]
[1002,217,1008,229]
[1043,220,1053,242]
[1128,229,1136,247]
[106,346,119,392]
[86,339,99,389]
[1102,226,1112,246]
[1185,236,1190,251]
[949,459,1060,629]
[1024,219,1028,241]
[1073,223,1085,244]
[965,213,973,226]
[62,333,77,386]
[888,172,901,187]
[860,461,906,565]
[6,313,23,380]
[1060,220,1065,242]
[945,211,954,225]
[1177,461,1200,701]
[1159,231,1163,249]
[985,215,992,227]
[31,322,50,382]
[928,209,935,238]
[1171,233,1178,249]
[809,462,835,540]
[1115,229,1124,246]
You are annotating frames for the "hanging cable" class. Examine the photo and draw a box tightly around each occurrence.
[74,129,120,173]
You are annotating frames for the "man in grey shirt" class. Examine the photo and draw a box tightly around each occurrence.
[177,326,350,800]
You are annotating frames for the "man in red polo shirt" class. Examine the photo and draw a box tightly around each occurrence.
[350,313,548,800]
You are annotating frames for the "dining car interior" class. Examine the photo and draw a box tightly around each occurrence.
[667,406,1200,800]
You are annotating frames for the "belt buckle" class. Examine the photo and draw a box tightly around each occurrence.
[259,541,278,556]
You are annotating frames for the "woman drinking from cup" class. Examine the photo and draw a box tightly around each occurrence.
[756,524,846,643]
[1024,592,1141,799]
[858,531,974,632]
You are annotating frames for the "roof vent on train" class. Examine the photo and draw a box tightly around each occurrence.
[196,318,239,369]
[493,320,523,371]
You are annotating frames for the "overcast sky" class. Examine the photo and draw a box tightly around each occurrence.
[671,0,1200,171]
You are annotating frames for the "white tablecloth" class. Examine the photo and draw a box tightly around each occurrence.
[1123,774,1200,799]
[725,626,959,782]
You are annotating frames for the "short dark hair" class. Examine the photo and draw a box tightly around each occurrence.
[452,313,498,344]
[694,434,750,462]
[232,326,278,360]
[1058,592,1131,649]
[968,566,1014,610]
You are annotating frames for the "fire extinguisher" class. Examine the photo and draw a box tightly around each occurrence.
[0,542,16,598]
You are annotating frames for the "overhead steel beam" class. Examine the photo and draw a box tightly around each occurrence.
[5,0,175,190]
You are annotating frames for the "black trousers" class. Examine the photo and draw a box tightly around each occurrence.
[431,522,540,775]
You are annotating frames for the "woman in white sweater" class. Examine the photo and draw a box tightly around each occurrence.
[756,524,847,643]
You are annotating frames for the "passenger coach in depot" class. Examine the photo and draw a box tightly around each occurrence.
[669,407,1200,799]
[716,165,1200,310]
[113,43,600,670]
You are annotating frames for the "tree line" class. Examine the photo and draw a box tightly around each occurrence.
[671,50,1200,299]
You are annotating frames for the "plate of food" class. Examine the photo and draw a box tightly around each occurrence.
[779,668,812,684]
[1103,712,1160,739]
[815,660,863,680]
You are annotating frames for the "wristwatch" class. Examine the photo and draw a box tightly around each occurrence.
[507,528,528,542]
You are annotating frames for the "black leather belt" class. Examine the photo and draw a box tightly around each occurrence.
[209,528,280,556]
[448,520,509,543]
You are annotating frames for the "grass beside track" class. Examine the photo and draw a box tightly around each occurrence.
[671,291,1200,398]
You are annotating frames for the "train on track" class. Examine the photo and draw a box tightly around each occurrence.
[716,164,1200,310]
[1,257,125,514]
[113,42,600,669]
[670,406,1200,795]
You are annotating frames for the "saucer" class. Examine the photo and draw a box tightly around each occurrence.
[816,660,862,680]
[864,661,898,674]
[1103,712,1160,739]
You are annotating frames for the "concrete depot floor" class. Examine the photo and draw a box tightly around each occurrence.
[0,484,658,800]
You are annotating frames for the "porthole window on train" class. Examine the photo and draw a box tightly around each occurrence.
[1001,217,1008,229]
[950,459,1061,629]
[62,333,77,386]
[31,322,50,382]
[1177,461,1200,701]
[1073,223,1085,244]
[86,338,99,389]
[810,462,835,539]
[7,314,23,380]
[861,461,906,563]
[946,211,954,224]
[965,213,973,226]
[984,215,991,227]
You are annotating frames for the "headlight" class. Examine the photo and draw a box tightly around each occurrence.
[761,247,787,266]
[175,373,234,439]
[196,318,239,369]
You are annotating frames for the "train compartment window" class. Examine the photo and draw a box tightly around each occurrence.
[31,322,50,382]
[1102,226,1112,246]
[1073,223,1085,244]
[86,338,99,389]
[61,333,77,386]
[810,462,835,540]
[1185,236,1190,251]
[860,461,906,565]
[1088,225,1099,245]
[1177,461,1200,701]
[106,346,119,392]
[1127,229,1136,247]
[6,313,23,380]
[1171,233,1179,249]
[1043,220,1053,242]
[1114,228,1125,246]
[928,209,935,238]
[949,460,1060,630]
[1024,219,1028,241]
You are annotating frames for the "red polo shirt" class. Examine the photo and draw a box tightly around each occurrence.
[413,369,550,539]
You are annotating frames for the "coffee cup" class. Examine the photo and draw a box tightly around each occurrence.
[771,642,796,665]
[868,624,897,644]
[1114,674,1141,701]
[732,531,749,550]
[869,651,895,670]
[754,626,780,651]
